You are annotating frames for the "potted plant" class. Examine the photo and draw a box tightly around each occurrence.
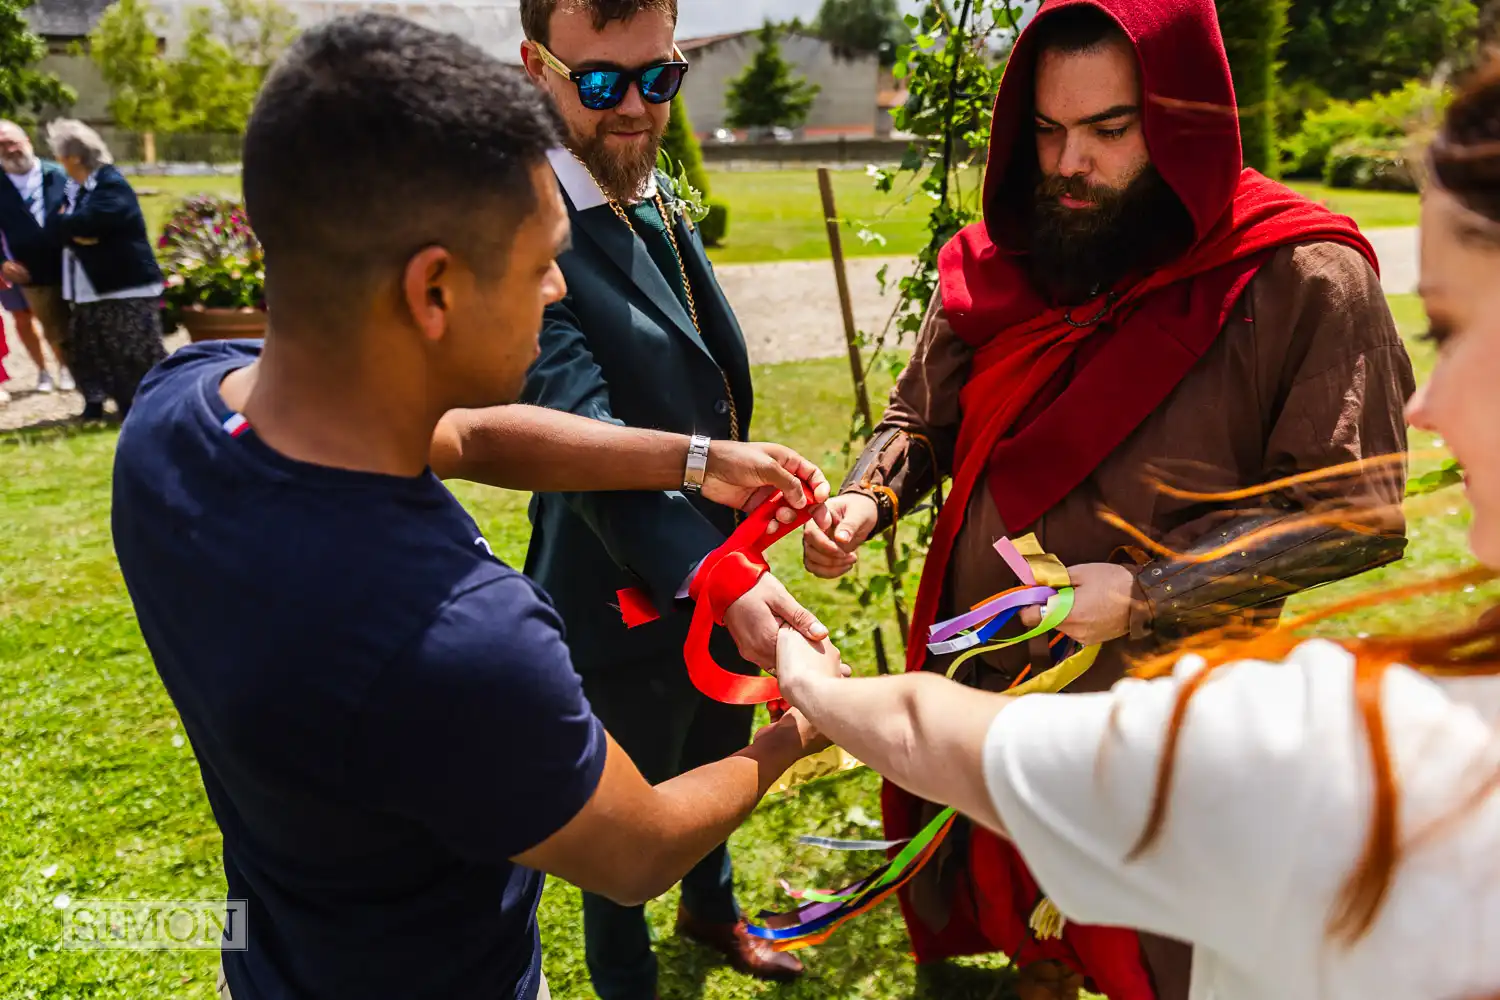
[158,195,267,342]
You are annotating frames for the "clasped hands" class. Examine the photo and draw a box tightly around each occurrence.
[706,462,1139,727]
[698,439,839,670]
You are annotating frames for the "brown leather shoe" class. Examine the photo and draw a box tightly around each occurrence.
[1013,959,1084,1000]
[675,905,804,982]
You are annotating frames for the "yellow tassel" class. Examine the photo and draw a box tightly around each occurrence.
[1028,898,1067,940]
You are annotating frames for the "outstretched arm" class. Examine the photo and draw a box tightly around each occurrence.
[774,629,1012,835]
[432,405,829,513]
[805,296,971,578]
[516,299,828,667]
[519,713,828,905]
[358,578,838,910]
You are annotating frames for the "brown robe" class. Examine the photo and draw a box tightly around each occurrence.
[848,240,1415,998]
[862,240,1414,689]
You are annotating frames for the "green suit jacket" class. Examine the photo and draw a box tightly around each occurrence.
[522,169,756,677]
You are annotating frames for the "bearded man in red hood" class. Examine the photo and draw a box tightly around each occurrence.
[803,1,1415,998]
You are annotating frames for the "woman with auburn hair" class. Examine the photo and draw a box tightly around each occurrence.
[774,60,1500,1000]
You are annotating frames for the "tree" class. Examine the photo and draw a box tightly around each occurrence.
[660,95,710,197]
[1216,0,1290,175]
[814,0,913,66]
[88,0,173,135]
[0,0,74,120]
[166,0,296,133]
[724,21,820,131]
[1280,0,1477,108]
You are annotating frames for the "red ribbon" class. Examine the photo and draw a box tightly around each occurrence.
[616,495,813,707]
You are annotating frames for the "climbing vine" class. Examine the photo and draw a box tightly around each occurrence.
[831,0,1024,657]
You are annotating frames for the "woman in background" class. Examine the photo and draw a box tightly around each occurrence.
[777,57,1500,1000]
[45,120,164,421]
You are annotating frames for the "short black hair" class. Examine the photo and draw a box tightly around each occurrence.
[1031,3,1128,56]
[243,14,563,327]
[519,0,678,48]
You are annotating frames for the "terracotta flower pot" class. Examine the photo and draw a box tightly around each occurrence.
[180,306,267,343]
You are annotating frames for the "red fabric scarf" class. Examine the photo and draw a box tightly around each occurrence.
[881,0,1379,993]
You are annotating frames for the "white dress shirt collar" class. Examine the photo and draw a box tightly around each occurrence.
[547,147,656,211]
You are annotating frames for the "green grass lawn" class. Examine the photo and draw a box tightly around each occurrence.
[122,170,1420,268]
[703,168,984,265]
[703,173,1421,264]
[0,296,1488,1000]
[1284,182,1422,230]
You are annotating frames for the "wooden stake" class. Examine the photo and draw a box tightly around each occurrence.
[818,167,910,649]
[818,167,873,431]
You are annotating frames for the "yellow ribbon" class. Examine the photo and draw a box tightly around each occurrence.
[769,745,864,796]
[1012,533,1073,590]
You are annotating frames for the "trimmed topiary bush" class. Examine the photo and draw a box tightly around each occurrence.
[1281,79,1449,180]
[699,201,730,248]
[1215,0,1291,176]
[661,96,711,199]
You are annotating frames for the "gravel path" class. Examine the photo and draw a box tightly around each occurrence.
[718,254,915,366]
[0,321,191,432]
[0,228,1420,432]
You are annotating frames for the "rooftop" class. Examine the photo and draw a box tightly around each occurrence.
[678,28,832,53]
[25,0,116,38]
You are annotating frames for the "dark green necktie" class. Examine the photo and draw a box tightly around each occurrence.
[626,199,694,319]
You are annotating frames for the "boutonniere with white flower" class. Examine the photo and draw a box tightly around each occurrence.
[656,150,710,227]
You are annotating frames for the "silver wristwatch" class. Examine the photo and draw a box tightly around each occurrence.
[683,435,711,493]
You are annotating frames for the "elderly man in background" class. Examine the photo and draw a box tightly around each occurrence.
[0,120,75,395]
[45,120,165,421]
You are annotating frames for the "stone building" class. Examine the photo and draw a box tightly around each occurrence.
[677,29,884,139]
[24,0,120,126]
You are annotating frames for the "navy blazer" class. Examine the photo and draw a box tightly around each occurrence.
[0,159,70,285]
[47,164,163,296]
[523,176,757,676]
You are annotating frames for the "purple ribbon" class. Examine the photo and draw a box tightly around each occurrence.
[927,585,1056,645]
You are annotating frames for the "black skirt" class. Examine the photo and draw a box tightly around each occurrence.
[68,297,166,411]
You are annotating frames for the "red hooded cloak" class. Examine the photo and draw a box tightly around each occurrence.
[882,0,1378,995]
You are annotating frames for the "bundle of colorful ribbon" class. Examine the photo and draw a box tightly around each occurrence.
[615,503,1099,953]
[742,533,1102,952]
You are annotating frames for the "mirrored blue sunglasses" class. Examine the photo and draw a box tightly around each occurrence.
[533,41,690,112]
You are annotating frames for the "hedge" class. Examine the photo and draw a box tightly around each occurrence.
[1216,0,1291,176]
[1281,80,1449,185]
[700,201,731,248]
[661,96,712,199]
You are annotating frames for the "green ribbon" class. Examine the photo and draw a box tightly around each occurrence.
[945,587,1077,679]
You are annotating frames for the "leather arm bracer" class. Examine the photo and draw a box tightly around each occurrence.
[838,427,943,535]
[1136,510,1409,641]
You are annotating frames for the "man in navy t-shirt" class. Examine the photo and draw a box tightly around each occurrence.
[111,16,837,1000]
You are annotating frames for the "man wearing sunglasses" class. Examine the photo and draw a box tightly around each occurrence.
[518,1,814,997]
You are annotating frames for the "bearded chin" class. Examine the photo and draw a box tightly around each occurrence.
[1026,164,1194,307]
[575,129,663,203]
